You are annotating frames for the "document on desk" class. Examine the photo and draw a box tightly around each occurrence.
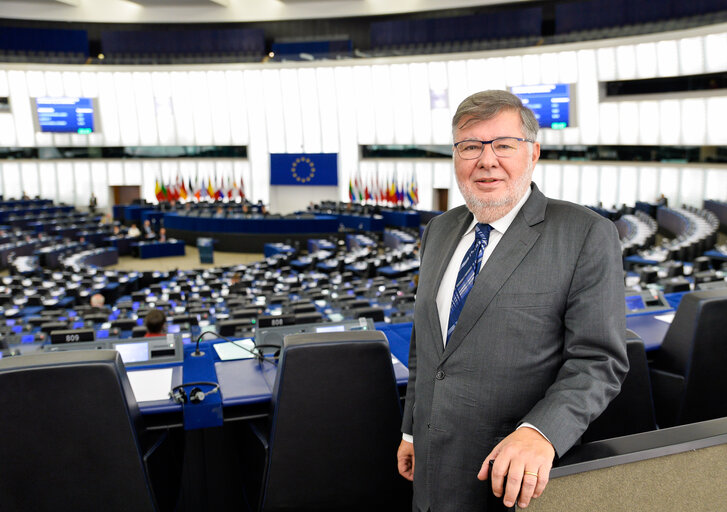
[655,313,675,324]
[127,368,174,402]
[213,338,257,361]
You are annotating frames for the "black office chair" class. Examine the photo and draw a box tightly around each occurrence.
[649,289,727,427]
[246,330,405,511]
[0,350,172,512]
[581,330,656,442]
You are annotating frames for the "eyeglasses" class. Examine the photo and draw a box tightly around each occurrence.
[453,137,534,159]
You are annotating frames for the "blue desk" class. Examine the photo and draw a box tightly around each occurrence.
[381,210,420,228]
[336,214,385,232]
[626,314,672,351]
[137,240,186,259]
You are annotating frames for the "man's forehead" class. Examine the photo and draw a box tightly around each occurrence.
[456,110,522,135]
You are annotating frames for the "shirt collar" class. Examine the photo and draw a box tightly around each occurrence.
[463,185,532,236]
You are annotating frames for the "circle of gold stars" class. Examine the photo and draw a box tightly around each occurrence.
[291,157,316,183]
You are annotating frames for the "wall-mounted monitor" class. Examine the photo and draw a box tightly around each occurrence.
[510,84,574,129]
[32,97,97,134]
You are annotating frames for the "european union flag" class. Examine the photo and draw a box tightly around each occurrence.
[270,153,338,186]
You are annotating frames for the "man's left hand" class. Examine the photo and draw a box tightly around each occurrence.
[477,427,555,509]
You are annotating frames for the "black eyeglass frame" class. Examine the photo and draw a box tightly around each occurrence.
[453,137,535,159]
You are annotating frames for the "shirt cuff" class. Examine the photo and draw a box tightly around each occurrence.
[402,433,414,443]
[517,422,552,445]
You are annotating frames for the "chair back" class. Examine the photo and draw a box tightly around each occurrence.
[0,350,157,512]
[581,330,656,442]
[261,330,403,511]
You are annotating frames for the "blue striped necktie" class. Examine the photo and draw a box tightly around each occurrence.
[446,223,493,343]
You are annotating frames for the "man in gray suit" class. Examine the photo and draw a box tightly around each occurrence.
[397,90,628,511]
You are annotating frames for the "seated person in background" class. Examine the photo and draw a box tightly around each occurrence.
[214,206,226,218]
[142,219,156,239]
[90,293,105,308]
[158,227,167,243]
[127,223,141,238]
[144,309,166,337]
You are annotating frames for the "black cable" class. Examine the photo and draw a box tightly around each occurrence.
[197,329,278,365]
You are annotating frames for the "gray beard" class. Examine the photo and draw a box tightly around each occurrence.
[457,164,533,223]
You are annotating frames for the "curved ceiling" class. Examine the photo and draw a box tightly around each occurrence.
[0,0,532,24]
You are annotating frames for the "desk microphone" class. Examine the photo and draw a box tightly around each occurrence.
[193,330,213,357]
[193,329,279,364]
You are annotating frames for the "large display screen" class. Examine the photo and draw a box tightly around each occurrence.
[510,84,573,129]
[34,97,95,134]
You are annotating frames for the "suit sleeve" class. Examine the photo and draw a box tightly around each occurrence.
[521,218,629,457]
[401,221,431,435]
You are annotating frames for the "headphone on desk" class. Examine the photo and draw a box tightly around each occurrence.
[169,381,220,404]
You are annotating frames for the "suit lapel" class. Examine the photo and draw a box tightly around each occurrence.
[422,207,472,355]
[442,185,547,359]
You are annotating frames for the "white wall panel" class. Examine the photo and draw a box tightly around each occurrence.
[539,53,559,85]
[124,161,142,185]
[481,57,507,91]
[561,164,580,204]
[371,65,395,145]
[465,58,487,98]
[73,162,91,207]
[390,64,413,145]
[659,167,680,205]
[79,72,103,147]
[557,51,578,83]
[635,43,658,78]
[335,66,358,202]
[225,70,249,145]
[316,67,339,154]
[598,103,619,145]
[679,37,704,76]
[298,67,322,153]
[680,98,706,146]
[280,68,303,152]
[656,40,679,77]
[599,166,618,208]
[432,160,452,190]
[189,72,214,146]
[618,102,639,145]
[705,33,727,73]
[38,162,57,202]
[531,163,543,191]
[91,162,109,210]
[151,72,176,145]
[107,162,124,186]
[638,166,659,203]
[504,55,523,87]
[596,47,617,81]
[353,66,375,145]
[618,165,638,207]
[0,69,16,146]
[114,72,140,146]
[415,161,433,210]
[659,100,681,145]
[262,69,285,153]
[540,163,562,200]
[680,167,704,207]
[21,162,39,199]
[409,63,432,145]
[446,60,468,119]
[704,169,727,201]
[242,70,268,203]
[429,62,451,145]
[207,71,232,146]
[615,45,637,80]
[579,165,600,206]
[55,162,74,205]
[143,161,160,203]
[706,97,727,146]
[132,72,158,145]
[26,72,53,147]
[96,73,121,146]
[8,71,35,147]
[576,49,599,144]
[522,54,541,86]
[638,101,660,146]
[170,72,195,145]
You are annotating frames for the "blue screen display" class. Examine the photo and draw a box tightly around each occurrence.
[511,84,571,129]
[11,325,22,333]
[625,295,646,311]
[21,334,35,343]
[35,97,95,134]
[167,324,181,334]
[96,329,109,339]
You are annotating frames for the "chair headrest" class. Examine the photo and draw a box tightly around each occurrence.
[282,329,387,350]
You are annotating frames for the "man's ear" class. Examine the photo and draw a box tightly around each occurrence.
[531,141,541,165]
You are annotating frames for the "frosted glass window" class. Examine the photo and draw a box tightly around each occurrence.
[207,71,232,146]
[558,51,578,83]
[56,163,75,205]
[0,116,16,149]
[21,162,39,199]
[415,162,432,210]
[334,66,358,196]
[481,58,506,91]
[280,68,303,152]
[299,68,322,153]
[133,72,158,146]
[189,72,214,146]
[114,72,140,146]
[152,72,176,145]
[576,49,599,144]
[353,66,376,145]
[638,101,660,145]
[372,65,395,145]
[596,47,616,81]
[680,98,706,146]
[62,71,82,97]
[446,60,468,118]
[225,70,249,145]
[8,71,35,147]
[171,72,196,145]
[390,64,414,145]
[43,71,63,97]
[561,165,580,203]
[0,70,8,96]
[79,72,102,147]
[3,163,21,200]
[599,166,619,209]
[261,69,285,153]
[91,162,109,210]
[634,43,658,79]
[39,162,57,202]
[706,97,727,145]
[704,169,727,201]
[522,55,541,86]
[659,167,680,205]
[579,165,600,206]
[432,160,452,190]
[26,70,47,97]
[705,34,727,73]
[679,37,704,76]
[638,166,659,203]
[409,63,432,145]
[73,163,91,207]
[465,59,487,98]
[659,100,680,145]
[656,40,679,77]
[429,62,451,145]
[598,103,619,145]
[539,53,559,85]
[317,67,339,154]
[618,166,638,207]
[504,56,523,87]
[616,45,637,80]
[124,162,142,186]
[97,73,121,146]
[680,168,704,207]
[542,164,563,200]
[107,162,124,186]
[531,163,543,190]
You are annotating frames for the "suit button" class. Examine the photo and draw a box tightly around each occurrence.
[435,370,445,380]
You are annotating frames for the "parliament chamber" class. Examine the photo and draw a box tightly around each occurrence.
[2,0,727,510]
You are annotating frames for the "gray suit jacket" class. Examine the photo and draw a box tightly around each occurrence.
[402,184,628,512]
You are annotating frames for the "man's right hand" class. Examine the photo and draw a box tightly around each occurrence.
[397,439,415,481]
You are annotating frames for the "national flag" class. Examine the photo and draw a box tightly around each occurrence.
[194,175,201,202]
[230,177,237,200]
[388,179,396,205]
[239,176,245,201]
[155,179,163,202]
[215,176,224,201]
[348,177,355,202]
[160,181,168,201]
[207,178,215,199]
[179,177,188,201]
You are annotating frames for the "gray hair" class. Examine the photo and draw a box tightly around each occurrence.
[452,90,539,142]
